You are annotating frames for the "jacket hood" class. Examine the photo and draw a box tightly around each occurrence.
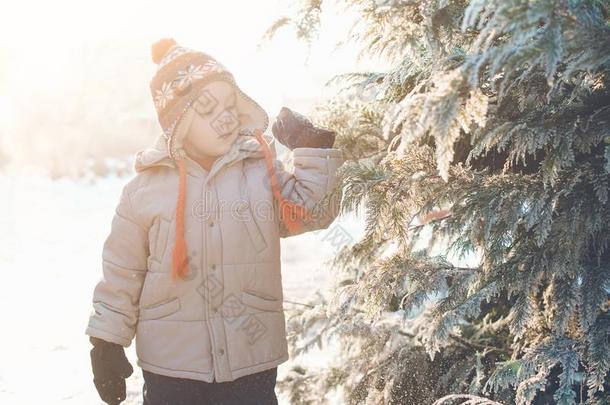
[134,129,277,183]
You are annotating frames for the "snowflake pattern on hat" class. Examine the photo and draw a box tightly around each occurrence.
[176,64,206,88]
[154,82,175,110]
[154,59,228,112]
[157,45,194,70]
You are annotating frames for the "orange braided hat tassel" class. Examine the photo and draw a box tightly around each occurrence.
[253,128,313,234]
[171,156,190,281]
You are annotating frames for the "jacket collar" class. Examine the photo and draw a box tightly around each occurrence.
[134,130,277,187]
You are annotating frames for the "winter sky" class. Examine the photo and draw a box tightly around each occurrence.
[0,0,389,174]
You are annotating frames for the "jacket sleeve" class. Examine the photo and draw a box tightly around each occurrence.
[84,179,149,347]
[272,147,345,238]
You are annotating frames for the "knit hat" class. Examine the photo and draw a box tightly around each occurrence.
[149,38,312,281]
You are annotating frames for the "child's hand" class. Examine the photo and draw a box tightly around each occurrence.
[272,106,336,150]
[89,337,133,405]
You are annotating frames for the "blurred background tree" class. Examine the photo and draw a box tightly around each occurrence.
[264,0,610,403]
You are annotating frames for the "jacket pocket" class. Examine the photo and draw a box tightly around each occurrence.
[241,289,282,312]
[149,218,160,257]
[139,297,181,320]
[154,216,172,263]
[236,201,267,253]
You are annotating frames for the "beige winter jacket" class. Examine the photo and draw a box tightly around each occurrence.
[84,130,345,382]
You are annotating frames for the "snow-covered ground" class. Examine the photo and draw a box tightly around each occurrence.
[0,170,363,404]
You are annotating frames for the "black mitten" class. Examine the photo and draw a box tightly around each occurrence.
[89,336,133,405]
[271,107,336,150]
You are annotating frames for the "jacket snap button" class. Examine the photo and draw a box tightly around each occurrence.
[218,348,225,355]
[209,221,214,227]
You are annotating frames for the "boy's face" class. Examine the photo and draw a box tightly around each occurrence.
[184,80,241,158]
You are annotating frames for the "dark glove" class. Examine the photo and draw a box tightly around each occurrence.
[271,107,336,150]
[89,336,133,405]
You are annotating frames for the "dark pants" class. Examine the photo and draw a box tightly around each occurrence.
[142,367,278,405]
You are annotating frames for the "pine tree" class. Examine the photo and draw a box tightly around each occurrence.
[264,1,610,404]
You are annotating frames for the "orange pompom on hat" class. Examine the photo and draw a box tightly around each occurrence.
[149,38,312,281]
